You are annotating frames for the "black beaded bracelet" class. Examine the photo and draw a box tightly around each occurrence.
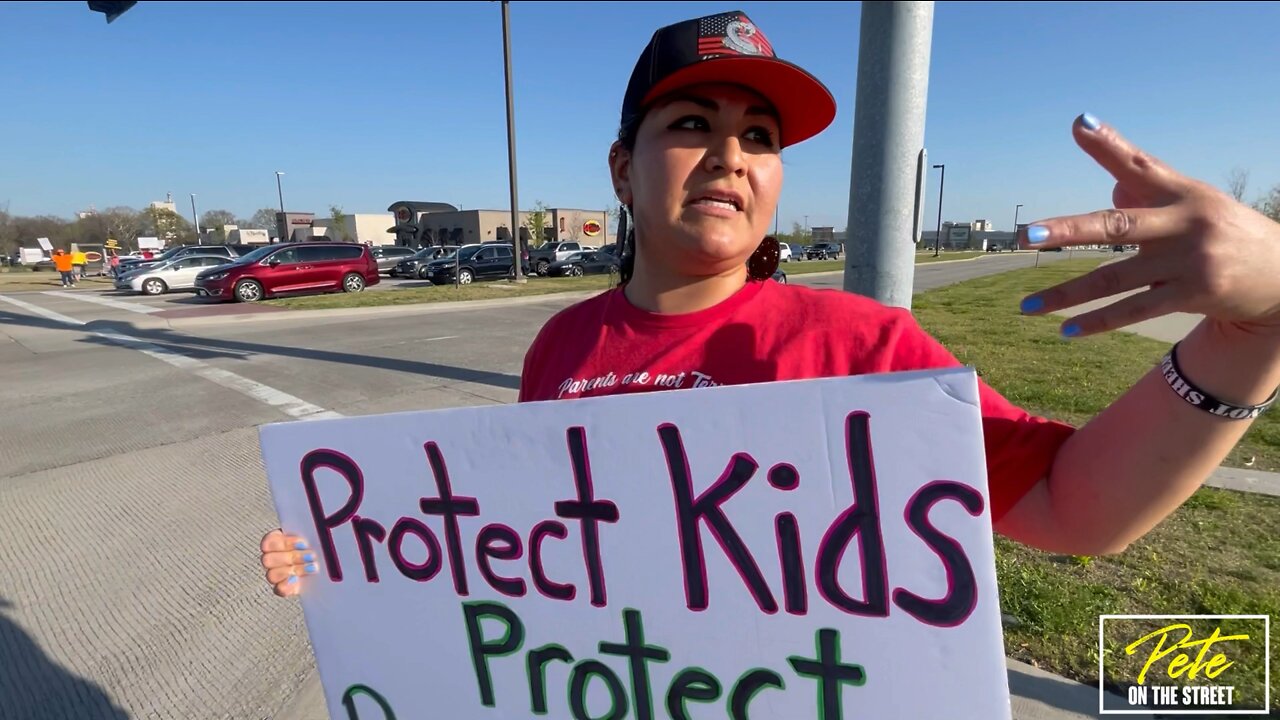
[1159,341,1278,420]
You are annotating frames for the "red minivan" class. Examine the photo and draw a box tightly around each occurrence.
[194,242,380,302]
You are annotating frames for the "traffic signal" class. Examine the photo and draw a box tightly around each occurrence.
[87,1,137,24]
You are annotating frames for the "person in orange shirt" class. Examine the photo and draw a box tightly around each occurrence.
[52,250,75,287]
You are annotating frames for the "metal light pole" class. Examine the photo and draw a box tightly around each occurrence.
[843,1,934,309]
[275,171,286,243]
[190,193,201,245]
[932,163,945,257]
[501,0,525,283]
[1012,203,1023,254]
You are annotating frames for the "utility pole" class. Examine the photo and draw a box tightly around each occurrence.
[275,171,286,243]
[843,1,935,310]
[190,193,201,245]
[501,0,525,283]
[1013,203,1023,253]
[932,163,945,257]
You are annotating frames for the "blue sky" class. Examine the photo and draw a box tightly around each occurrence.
[2,1,1277,234]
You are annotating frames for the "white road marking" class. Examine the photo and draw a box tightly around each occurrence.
[0,294,85,325]
[387,335,458,347]
[0,294,341,421]
[42,290,161,314]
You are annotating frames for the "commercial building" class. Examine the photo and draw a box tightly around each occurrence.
[266,211,398,244]
[312,213,396,245]
[275,212,317,243]
[920,220,1016,251]
[811,226,837,244]
[386,201,610,249]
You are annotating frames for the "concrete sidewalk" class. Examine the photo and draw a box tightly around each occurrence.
[1052,289,1202,345]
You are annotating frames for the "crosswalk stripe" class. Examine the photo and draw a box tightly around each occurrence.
[0,294,341,422]
[42,290,161,314]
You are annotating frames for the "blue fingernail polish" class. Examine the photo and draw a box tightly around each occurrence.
[294,541,308,550]
[1080,113,1101,131]
[287,575,298,584]
[1026,225,1050,244]
[1062,323,1082,338]
[303,554,315,563]
[1021,296,1043,314]
[305,563,318,574]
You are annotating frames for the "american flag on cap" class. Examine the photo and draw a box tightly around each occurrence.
[696,12,775,58]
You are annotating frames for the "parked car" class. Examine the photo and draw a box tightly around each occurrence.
[369,245,418,275]
[805,242,843,260]
[117,243,255,274]
[116,255,232,295]
[194,242,379,302]
[423,243,528,285]
[391,245,460,279]
[529,241,593,276]
[772,267,787,284]
[777,242,793,262]
[545,250,621,277]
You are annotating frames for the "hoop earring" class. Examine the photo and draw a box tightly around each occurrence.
[747,236,781,281]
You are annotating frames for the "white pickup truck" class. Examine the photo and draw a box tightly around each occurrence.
[528,241,598,276]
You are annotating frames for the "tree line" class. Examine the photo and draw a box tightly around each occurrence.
[0,205,280,257]
[1227,168,1280,223]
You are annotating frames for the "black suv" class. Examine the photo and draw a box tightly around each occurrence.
[392,246,461,279]
[805,242,843,260]
[424,243,530,285]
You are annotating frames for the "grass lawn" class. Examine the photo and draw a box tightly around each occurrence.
[914,257,1279,710]
[913,257,1279,471]
[0,270,114,292]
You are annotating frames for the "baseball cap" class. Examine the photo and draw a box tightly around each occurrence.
[621,10,836,149]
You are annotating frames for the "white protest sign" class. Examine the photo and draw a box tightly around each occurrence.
[36,237,53,252]
[261,368,1011,720]
[137,236,163,250]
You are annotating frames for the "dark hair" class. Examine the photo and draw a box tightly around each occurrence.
[616,112,643,284]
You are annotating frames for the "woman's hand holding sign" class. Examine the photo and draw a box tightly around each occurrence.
[1019,113,1280,341]
[260,529,319,598]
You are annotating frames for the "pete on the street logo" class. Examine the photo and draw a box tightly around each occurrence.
[1099,615,1271,714]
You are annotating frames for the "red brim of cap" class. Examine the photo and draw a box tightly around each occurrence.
[640,55,836,149]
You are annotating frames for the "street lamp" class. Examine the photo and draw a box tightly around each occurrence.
[275,171,286,243]
[932,164,946,257]
[500,0,525,283]
[190,193,201,245]
[1013,203,1023,254]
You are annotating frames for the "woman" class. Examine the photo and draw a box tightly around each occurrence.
[261,10,1280,596]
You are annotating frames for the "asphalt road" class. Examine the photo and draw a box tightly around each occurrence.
[0,250,1072,719]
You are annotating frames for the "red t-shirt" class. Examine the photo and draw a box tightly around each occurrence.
[519,278,1075,522]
